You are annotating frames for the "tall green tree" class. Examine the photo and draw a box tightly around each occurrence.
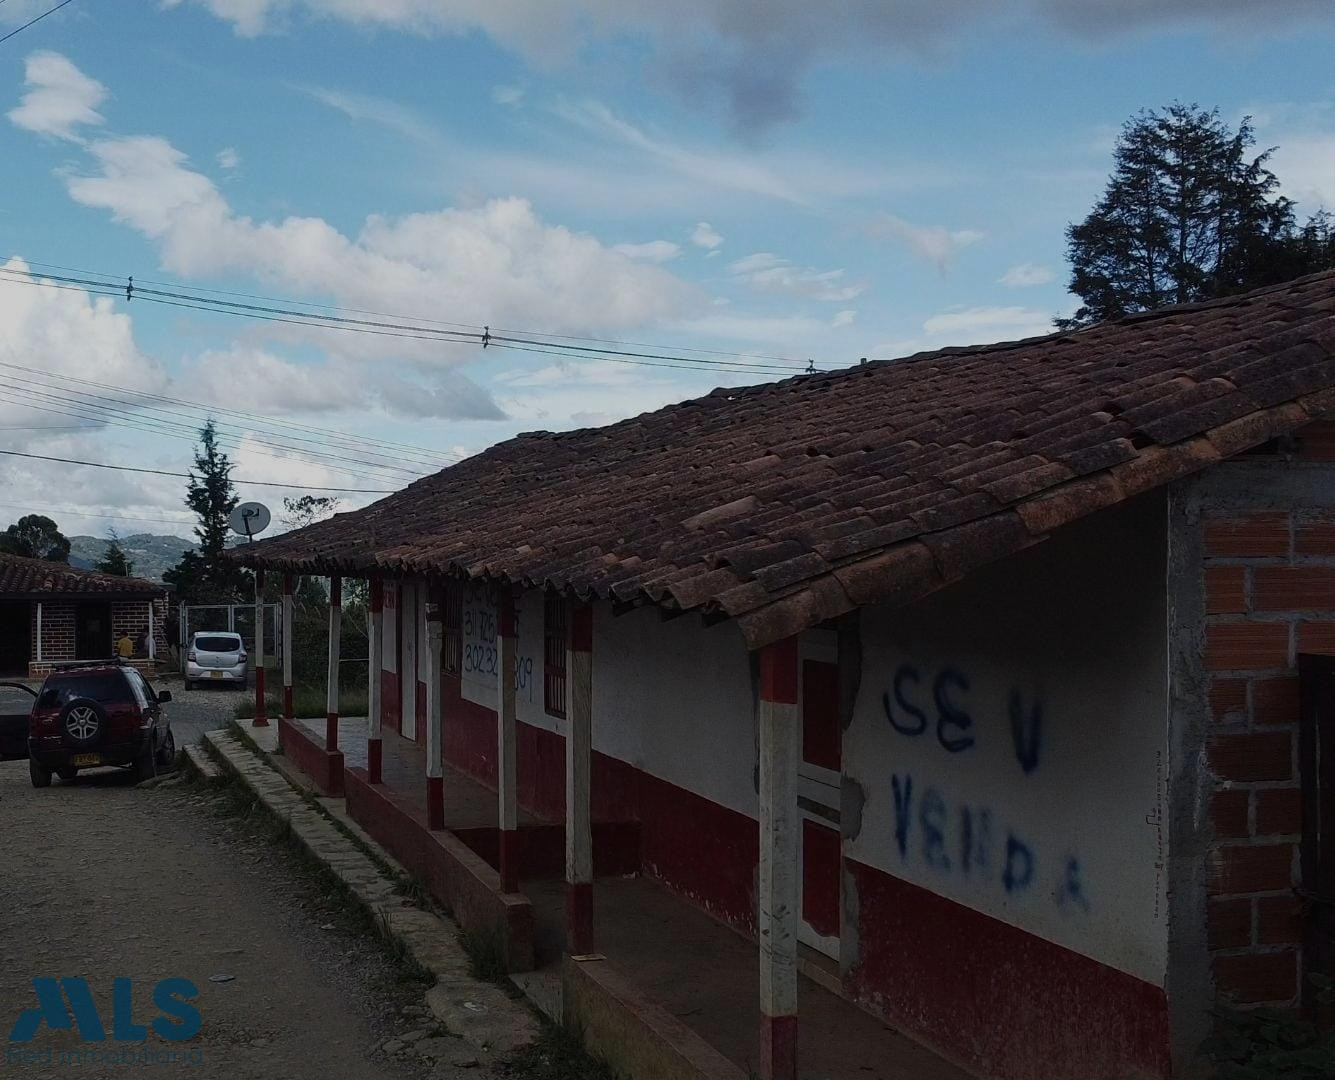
[94,527,134,576]
[164,420,250,603]
[1061,103,1335,328]
[0,514,70,562]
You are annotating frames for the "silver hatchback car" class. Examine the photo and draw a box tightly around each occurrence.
[185,632,248,690]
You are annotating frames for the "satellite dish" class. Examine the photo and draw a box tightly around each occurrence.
[229,502,271,541]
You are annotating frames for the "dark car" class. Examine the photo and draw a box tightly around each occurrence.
[27,661,175,788]
[0,681,36,761]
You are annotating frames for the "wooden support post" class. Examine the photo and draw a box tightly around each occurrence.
[758,636,800,1080]
[566,601,594,954]
[368,577,383,784]
[327,575,341,750]
[35,601,42,664]
[425,586,445,830]
[282,574,294,721]
[498,588,519,892]
[253,569,268,726]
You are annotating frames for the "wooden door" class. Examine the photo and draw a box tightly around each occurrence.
[1300,653,1335,1017]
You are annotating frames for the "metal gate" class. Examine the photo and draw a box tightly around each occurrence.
[179,602,281,671]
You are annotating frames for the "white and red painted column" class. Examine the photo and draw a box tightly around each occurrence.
[281,574,294,721]
[146,600,156,662]
[326,575,341,750]
[758,635,800,1080]
[497,587,519,893]
[368,577,383,784]
[253,568,268,726]
[566,600,594,954]
[425,586,445,830]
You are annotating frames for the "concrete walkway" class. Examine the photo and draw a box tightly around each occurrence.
[200,726,539,1058]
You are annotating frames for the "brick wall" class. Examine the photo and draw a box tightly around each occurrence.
[1200,432,1335,1007]
[25,596,169,677]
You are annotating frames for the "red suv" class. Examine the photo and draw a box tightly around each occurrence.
[28,661,175,788]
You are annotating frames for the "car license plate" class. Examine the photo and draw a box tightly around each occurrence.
[73,753,100,766]
[210,671,224,679]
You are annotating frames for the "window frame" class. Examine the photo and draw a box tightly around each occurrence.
[442,581,462,677]
[543,593,568,718]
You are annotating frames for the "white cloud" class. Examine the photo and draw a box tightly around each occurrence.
[691,222,723,249]
[492,84,524,107]
[169,0,1335,133]
[216,146,240,169]
[7,51,106,141]
[865,213,984,271]
[612,240,680,262]
[999,262,1055,287]
[727,252,866,302]
[832,309,856,328]
[920,305,1054,343]
[301,84,444,148]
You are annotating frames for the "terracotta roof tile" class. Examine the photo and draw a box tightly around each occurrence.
[0,552,163,599]
[236,271,1335,647]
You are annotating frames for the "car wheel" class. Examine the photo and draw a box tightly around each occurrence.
[134,738,158,783]
[29,754,52,788]
[56,766,77,782]
[59,697,107,750]
[155,727,176,770]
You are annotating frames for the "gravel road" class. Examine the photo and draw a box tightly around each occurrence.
[0,755,509,1079]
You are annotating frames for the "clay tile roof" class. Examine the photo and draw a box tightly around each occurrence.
[0,552,164,600]
[236,270,1335,647]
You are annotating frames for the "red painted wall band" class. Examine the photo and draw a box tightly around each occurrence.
[252,665,268,726]
[370,576,383,613]
[761,1015,798,1080]
[427,775,445,830]
[283,572,293,597]
[759,636,799,704]
[571,602,593,652]
[283,684,293,721]
[499,828,520,893]
[326,712,339,750]
[367,737,382,784]
[329,575,341,605]
[499,591,517,639]
[567,881,594,954]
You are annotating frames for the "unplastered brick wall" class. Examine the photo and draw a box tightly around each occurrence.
[111,598,169,658]
[32,601,76,663]
[1201,424,1335,1009]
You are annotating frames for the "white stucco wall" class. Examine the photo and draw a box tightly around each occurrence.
[458,584,760,816]
[844,493,1170,985]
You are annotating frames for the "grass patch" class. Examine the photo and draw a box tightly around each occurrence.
[462,928,509,984]
[504,1022,618,1080]
[233,685,368,721]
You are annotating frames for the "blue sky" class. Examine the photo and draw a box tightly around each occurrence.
[2,0,1334,540]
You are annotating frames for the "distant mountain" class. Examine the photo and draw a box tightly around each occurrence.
[68,533,196,583]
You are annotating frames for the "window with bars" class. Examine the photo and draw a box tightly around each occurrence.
[543,593,567,717]
[442,581,462,677]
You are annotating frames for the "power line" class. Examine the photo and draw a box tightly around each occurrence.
[0,262,812,376]
[0,500,197,528]
[0,0,79,46]
[0,448,397,493]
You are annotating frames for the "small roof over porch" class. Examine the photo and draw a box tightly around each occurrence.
[0,551,164,602]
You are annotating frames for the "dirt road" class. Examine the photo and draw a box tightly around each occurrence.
[0,759,506,1079]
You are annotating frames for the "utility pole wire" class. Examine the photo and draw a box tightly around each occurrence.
[0,0,79,46]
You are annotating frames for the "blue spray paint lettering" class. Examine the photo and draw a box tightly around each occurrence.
[960,805,993,874]
[1056,856,1091,913]
[1002,834,1035,893]
[1009,688,1042,774]
[920,788,951,870]
[883,665,928,737]
[933,668,974,753]
[891,773,913,859]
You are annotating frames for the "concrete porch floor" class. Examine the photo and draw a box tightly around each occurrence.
[290,717,547,828]
[526,875,972,1080]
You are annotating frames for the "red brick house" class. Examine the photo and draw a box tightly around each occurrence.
[238,271,1335,1080]
[0,552,168,677]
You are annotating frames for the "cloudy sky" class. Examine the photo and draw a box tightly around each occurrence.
[1,1,1334,540]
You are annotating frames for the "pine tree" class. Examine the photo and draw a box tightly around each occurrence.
[95,528,134,576]
[1061,104,1335,328]
[164,420,250,603]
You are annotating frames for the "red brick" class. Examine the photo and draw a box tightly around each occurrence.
[1209,678,1248,723]
[1215,950,1298,1004]
[1297,620,1335,654]
[1204,512,1290,558]
[1206,566,1247,614]
[1208,898,1253,950]
[1255,788,1303,836]
[1296,515,1335,556]
[1252,676,1300,726]
[1253,567,1335,611]
[1212,844,1296,895]
[1297,420,1335,461]
[1256,896,1304,946]
[1212,789,1250,838]
[1205,622,1290,671]
[1208,732,1293,782]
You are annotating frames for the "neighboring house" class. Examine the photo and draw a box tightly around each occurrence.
[0,552,169,677]
[238,270,1335,1080]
